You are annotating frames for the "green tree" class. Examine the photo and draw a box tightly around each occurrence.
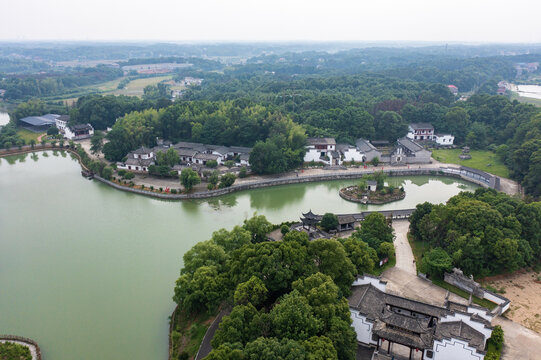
[308,239,356,296]
[320,213,338,232]
[29,139,36,149]
[166,147,180,167]
[90,130,104,155]
[378,242,395,258]
[211,226,251,252]
[304,336,338,360]
[219,173,236,188]
[102,166,113,180]
[420,248,453,278]
[340,237,378,274]
[243,214,273,243]
[375,111,408,142]
[234,276,268,307]
[47,126,59,135]
[354,213,394,249]
[280,224,290,235]
[208,170,220,190]
[370,157,379,166]
[271,290,322,341]
[180,168,200,191]
[206,160,218,168]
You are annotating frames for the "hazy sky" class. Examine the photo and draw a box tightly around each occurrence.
[1,0,540,43]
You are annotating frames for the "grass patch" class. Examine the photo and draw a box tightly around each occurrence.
[486,339,502,359]
[17,128,44,143]
[509,91,541,107]
[431,278,497,310]
[105,76,173,97]
[372,254,396,276]
[432,149,509,178]
[170,306,217,360]
[408,233,430,272]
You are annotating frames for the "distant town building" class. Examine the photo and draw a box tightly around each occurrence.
[0,89,6,97]
[447,85,458,96]
[407,123,435,141]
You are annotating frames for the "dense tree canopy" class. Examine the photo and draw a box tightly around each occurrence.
[410,189,541,277]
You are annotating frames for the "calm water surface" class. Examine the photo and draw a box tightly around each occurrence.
[0,152,477,360]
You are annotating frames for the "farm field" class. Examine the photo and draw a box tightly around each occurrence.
[432,149,509,178]
[104,76,174,96]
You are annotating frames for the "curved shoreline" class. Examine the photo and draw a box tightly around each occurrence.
[1,147,509,200]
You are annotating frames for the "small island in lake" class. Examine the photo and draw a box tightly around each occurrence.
[339,171,405,204]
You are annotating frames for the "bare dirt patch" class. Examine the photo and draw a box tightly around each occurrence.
[485,270,541,334]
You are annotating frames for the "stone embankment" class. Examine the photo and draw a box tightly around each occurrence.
[0,335,41,360]
[1,146,518,200]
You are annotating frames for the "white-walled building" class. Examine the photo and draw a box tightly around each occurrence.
[435,134,455,146]
[117,147,155,173]
[349,275,493,360]
[337,144,365,163]
[304,137,339,165]
[64,123,94,140]
[407,123,435,141]
[55,115,70,132]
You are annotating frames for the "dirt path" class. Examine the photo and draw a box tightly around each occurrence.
[485,270,541,334]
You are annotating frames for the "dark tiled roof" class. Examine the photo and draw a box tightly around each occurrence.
[435,321,486,352]
[194,153,220,161]
[337,214,356,224]
[133,146,152,154]
[349,283,489,352]
[307,137,336,146]
[69,123,93,131]
[57,115,70,121]
[174,141,205,149]
[228,146,252,154]
[397,137,424,153]
[125,157,154,166]
[176,148,198,156]
[337,143,355,152]
[355,138,378,152]
[409,123,434,130]
[367,180,377,186]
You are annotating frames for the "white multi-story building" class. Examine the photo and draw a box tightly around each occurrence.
[407,123,435,141]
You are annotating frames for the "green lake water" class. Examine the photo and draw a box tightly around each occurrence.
[0,151,478,360]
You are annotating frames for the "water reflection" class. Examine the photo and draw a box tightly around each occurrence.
[31,153,39,162]
[206,195,238,210]
[248,183,307,210]
[4,153,28,164]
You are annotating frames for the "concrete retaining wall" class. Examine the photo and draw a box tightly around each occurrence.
[94,167,480,200]
[0,335,42,360]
